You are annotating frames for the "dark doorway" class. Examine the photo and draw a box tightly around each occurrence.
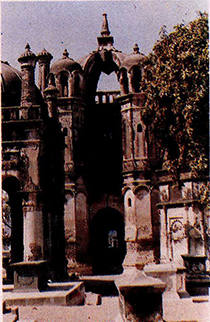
[90,207,126,275]
[85,101,123,197]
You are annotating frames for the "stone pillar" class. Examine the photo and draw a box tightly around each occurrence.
[68,73,74,97]
[123,185,155,270]
[64,188,77,267]
[23,198,43,261]
[37,49,53,95]
[74,188,92,274]
[18,43,37,108]
[19,142,44,262]
[122,188,138,269]
[160,206,169,263]
[119,69,129,96]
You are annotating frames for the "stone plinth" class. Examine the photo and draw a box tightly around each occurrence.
[144,262,189,299]
[115,268,166,322]
[10,260,48,292]
[182,254,210,296]
[144,263,205,322]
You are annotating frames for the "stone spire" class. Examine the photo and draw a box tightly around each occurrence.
[100,12,110,37]
[97,13,114,49]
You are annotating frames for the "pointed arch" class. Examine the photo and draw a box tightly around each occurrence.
[55,70,71,97]
[83,51,124,103]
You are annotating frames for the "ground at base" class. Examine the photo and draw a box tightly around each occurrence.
[14,296,120,322]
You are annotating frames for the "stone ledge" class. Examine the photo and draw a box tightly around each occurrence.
[3,281,85,307]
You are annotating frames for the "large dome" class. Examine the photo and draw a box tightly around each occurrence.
[1,61,21,107]
[50,49,82,75]
[1,59,45,107]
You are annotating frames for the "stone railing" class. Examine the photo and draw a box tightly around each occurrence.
[95,91,120,104]
[2,105,42,122]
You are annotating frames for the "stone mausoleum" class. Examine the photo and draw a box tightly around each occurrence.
[2,13,209,319]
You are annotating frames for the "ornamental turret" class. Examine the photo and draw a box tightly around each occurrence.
[37,48,53,95]
[43,73,59,118]
[18,43,37,107]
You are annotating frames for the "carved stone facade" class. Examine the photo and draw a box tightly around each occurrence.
[1,13,209,289]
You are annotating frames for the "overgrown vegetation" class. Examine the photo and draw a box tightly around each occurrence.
[141,12,209,183]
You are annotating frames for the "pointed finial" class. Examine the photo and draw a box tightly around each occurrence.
[101,13,110,37]
[62,49,69,58]
[25,43,30,50]
[133,43,140,54]
[133,44,140,54]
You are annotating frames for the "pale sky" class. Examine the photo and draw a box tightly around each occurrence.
[1,0,209,90]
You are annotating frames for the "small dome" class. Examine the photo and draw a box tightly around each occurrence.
[122,44,145,72]
[37,48,53,61]
[50,49,81,75]
[1,61,21,106]
[18,43,36,64]
[37,48,52,57]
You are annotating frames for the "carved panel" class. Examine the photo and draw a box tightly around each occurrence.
[170,219,185,242]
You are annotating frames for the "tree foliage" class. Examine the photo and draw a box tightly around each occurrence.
[141,12,209,179]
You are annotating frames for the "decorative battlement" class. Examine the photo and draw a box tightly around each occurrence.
[95,91,120,104]
[2,105,42,122]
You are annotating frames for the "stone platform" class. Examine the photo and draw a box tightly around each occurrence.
[3,281,85,307]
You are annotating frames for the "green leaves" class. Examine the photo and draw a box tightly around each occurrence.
[142,12,209,178]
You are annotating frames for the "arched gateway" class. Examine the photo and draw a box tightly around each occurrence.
[2,13,207,288]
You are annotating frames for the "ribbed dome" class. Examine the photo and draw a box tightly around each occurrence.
[1,61,21,106]
[18,43,36,64]
[122,44,145,72]
[50,49,81,75]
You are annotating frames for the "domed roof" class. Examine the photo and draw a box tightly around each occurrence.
[50,49,81,75]
[37,48,53,62]
[18,43,37,65]
[122,44,145,72]
[1,61,21,106]
[1,59,45,108]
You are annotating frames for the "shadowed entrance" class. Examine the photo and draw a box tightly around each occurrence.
[91,207,126,275]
